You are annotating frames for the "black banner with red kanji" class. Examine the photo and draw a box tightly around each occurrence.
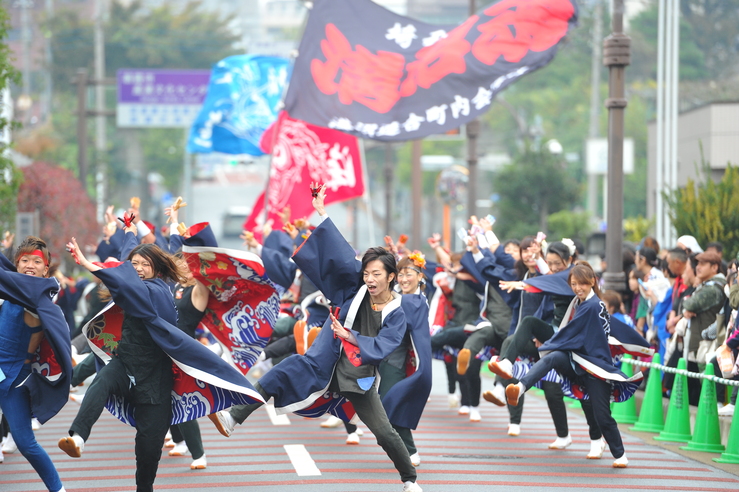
[284,0,578,141]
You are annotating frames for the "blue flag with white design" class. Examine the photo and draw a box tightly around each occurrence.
[187,55,291,155]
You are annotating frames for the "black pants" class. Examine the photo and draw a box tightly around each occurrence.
[460,358,481,407]
[342,388,417,482]
[432,326,478,406]
[501,316,555,362]
[444,360,458,394]
[497,323,572,436]
[71,353,97,387]
[464,325,506,356]
[69,357,171,492]
[519,351,623,458]
[264,335,296,360]
[230,381,417,483]
[430,326,468,352]
[495,337,525,424]
[379,360,417,455]
[170,419,204,460]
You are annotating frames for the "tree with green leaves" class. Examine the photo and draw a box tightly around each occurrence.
[46,1,240,92]
[34,1,241,204]
[664,160,739,260]
[492,145,581,240]
[0,4,21,232]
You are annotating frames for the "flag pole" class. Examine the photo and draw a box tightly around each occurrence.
[358,139,375,248]
[262,1,314,229]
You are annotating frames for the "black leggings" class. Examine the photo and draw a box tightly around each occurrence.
[498,322,571,437]
[519,351,623,458]
[169,420,204,460]
[432,326,477,404]
[70,357,172,492]
[501,316,555,362]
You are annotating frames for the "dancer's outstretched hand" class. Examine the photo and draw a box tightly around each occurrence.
[310,182,327,216]
[66,237,100,272]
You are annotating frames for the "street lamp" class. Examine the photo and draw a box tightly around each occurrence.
[602,0,630,292]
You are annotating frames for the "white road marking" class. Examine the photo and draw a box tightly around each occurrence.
[284,444,322,476]
[265,403,291,425]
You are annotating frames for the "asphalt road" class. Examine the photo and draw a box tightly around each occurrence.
[3,360,738,492]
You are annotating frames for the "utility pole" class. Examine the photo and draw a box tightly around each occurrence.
[466,0,479,219]
[94,0,108,221]
[18,0,33,123]
[43,0,53,122]
[587,0,603,216]
[73,68,115,190]
[75,69,89,186]
[602,0,630,293]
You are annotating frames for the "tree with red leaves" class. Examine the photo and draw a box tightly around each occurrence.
[17,162,98,269]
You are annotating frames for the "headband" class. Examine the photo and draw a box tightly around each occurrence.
[25,249,49,265]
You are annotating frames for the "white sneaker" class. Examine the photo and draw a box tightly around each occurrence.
[613,455,628,468]
[402,481,423,492]
[208,410,235,438]
[410,452,421,467]
[587,438,606,459]
[320,415,343,428]
[448,393,460,409]
[469,407,481,422]
[164,438,175,448]
[190,454,207,470]
[505,383,525,406]
[69,394,85,404]
[483,384,506,407]
[458,405,470,415]
[548,435,572,450]
[0,447,4,463]
[507,424,521,436]
[346,432,360,445]
[2,434,17,453]
[58,434,84,458]
[488,357,513,379]
[168,441,189,456]
[165,430,172,441]
[31,418,41,431]
[719,404,735,417]
[356,427,364,436]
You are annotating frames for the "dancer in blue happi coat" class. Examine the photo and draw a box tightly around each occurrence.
[0,236,72,492]
[505,263,646,469]
[209,184,424,492]
[383,253,433,467]
[59,225,265,492]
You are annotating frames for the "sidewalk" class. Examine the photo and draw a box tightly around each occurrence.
[623,388,737,477]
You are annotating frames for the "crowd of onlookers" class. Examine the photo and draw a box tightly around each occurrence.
[602,235,737,415]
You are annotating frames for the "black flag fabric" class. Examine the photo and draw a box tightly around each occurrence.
[284,0,578,142]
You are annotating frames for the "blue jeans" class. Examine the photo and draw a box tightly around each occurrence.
[0,366,63,491]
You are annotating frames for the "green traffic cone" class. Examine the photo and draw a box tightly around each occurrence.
[655,358,692,442]
[681,363,725,453]
[714,402,739,464]
[630,353,665,433]
[612,355,638,424]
